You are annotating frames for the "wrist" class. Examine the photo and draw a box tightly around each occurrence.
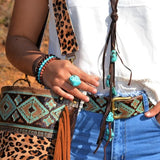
[32,54,59,85]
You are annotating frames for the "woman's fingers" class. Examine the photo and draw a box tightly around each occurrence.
[71,69,99,87]
[61,82,90,102]
[145,101,160,123]
[90,75,100,81]
[77,81,97,94]
[145,101,160,117]
[66,61,99,87]
[42,59,100,101]
[51,75,98,102]
[52,86,75,101]
[52,82,90,102]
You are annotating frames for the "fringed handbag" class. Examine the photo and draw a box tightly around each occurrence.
[0,0,79,159]
[0,84,79,159]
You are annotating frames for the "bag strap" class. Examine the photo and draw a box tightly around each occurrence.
[52,0,79,57]
[50,2,79,159]
[36,0,79,57]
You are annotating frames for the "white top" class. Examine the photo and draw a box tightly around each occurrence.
[48,0,160,104]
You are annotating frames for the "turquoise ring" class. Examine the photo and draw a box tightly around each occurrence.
[69,75,81,87]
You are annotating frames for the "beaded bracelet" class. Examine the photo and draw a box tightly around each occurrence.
[32,54,51,76]
[38,58,55,84]
[37,55,56,84]
[33,54,59,85]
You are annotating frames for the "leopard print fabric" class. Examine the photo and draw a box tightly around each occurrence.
[0,131,55,160]
[53,0,79,56]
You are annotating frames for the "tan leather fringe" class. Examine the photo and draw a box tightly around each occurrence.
[54,106,71,160]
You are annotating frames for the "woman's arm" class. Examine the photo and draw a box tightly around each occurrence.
[5,0,99,102]
[6,0,48,75]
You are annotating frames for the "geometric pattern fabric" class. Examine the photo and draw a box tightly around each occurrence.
[0,89,154,137]
[17,97,49,124]
[0,94,17,121]
[83,94,154,119]
[0,91,67,138]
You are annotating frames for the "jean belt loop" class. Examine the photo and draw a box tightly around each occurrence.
[141,91,149,112]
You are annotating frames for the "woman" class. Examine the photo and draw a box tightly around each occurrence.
[3,0,160,159]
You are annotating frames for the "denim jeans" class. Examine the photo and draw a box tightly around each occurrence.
[70,91,160,160]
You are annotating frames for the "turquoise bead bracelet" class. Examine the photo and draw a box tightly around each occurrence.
[37,55,56,84]
[34,54,58,85]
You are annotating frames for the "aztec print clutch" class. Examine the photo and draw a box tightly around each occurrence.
[0,85,79,159]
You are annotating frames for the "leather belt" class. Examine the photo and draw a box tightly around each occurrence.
[83,94,154,119]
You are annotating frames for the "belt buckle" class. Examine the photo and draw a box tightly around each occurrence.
[112,96,132,119]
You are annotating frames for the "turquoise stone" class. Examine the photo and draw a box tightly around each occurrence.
[106,75,111,87]
[111,50,117,54]
[69,75,81,87]
[105,128,114,142]
[111,50,117,63]
[112,87,117,96]
[111,53,117,62]
[106,112,114,122]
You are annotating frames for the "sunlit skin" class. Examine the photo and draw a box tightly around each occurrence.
[5,0,160,119]
[5,0,99,102]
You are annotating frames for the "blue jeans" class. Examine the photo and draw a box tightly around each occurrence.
[71,91,160,160]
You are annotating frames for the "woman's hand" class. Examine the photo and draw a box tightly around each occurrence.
[43,59,99,102]
[145,101,160,123]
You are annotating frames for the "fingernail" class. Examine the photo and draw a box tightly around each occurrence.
[145,111,150,116]
[69,95,74,100]
[85,96,90,102]
[93,88,97,94]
